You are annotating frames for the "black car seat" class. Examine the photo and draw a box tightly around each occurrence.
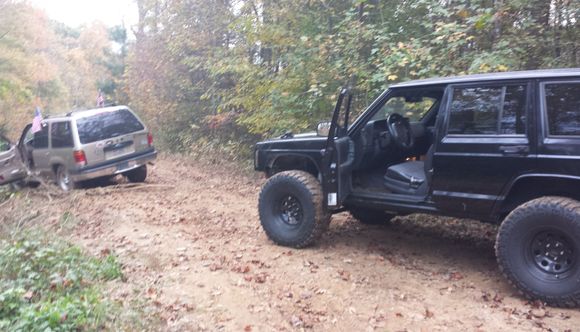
[383,145,434,196]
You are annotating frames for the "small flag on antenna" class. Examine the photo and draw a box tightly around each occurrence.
[31,107,43,133]
[96,91,105,107]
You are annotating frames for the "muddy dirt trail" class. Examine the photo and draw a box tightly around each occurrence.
[3,156,579,331]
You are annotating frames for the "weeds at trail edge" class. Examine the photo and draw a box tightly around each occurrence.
[0,234,123,331]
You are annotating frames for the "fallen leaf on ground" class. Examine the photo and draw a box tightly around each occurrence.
[254,272,268,283]
[338,269,351,281]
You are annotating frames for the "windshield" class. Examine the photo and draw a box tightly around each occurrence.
[76,109,144,144]
[371,96,436,122]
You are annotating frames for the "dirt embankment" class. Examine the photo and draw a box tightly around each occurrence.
[2,156,579,331]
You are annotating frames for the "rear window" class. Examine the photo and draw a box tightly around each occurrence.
[76,109,144,144]
[544,83,580,136]
[33,125,49,149]
[51,121,74,148]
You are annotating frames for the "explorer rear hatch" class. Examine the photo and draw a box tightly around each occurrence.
[75,108,150,165]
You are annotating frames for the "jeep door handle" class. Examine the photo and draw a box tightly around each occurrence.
[499,145,529,155]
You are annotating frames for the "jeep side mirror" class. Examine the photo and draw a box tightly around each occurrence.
[317,121,332,137]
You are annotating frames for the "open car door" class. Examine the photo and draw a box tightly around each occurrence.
[0,134,26,185]
[321,88,355,208]
[17,124,33,169]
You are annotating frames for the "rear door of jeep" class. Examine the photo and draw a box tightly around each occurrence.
[431,80,536,219]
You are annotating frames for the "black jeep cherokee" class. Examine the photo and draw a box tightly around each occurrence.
[254,68,580,307]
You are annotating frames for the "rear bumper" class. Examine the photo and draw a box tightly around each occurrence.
[71,149,157,182]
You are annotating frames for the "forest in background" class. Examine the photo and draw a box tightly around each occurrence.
[0,0,127,139]
[1,0,579,158]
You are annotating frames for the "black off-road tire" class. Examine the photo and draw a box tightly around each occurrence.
[349,207,395,225]
[8,180,25,191]
[126,165,147,183]
[496,196,580,307]
[56,165,77,192]
[27,180,41,189]
[258,170,330,248]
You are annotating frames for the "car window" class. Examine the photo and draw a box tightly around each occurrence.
[448,84,527,135]
[544,82,580,136]
[0,136,10,152]
[32,124,49,149]
[372,96,436,122]
[76,109,145,144]
[51,121,74,148]
[500,85,527,134]
[23,127,34,145]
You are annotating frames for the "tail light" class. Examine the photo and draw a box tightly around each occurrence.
[73,150,87,166]
[147,132,153,146]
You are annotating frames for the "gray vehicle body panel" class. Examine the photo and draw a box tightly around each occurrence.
[0,135,26,185]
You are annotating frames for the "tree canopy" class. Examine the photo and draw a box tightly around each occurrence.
[0,1,126,137]
[0,0,578,154]
[127,0,579,154]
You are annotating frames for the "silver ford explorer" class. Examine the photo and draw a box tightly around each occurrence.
[18,106,157,191]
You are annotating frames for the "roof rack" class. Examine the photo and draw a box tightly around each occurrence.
[64,103,120,116]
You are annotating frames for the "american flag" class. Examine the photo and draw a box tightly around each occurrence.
[96,91,105,107]
[31,107,43,133]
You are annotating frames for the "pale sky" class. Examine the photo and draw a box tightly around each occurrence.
[29,0,138,28]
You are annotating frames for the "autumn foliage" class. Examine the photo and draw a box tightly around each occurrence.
[0,0,579,157]
[126,0,579,156]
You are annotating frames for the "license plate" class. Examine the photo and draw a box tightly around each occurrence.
[105,145,135,160]
[116,162,129,171]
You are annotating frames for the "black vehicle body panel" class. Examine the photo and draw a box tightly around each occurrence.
[255,69,580,223]
[429,80,536,221]
[254,136,326,175]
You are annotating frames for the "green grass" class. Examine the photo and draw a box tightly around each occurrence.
[0,185,12,203]
[0,234,123,331]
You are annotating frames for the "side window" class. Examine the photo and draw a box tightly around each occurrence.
[0,136,10,152]
[51,121,74,148]
[23,128,34,145]
[448,84,527,135]
[501,85,527,135]
[32,124,49,149]
[449,87,502,135]
[544,83,580,136]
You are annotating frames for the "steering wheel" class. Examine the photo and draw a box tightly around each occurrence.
[386,113,414,149]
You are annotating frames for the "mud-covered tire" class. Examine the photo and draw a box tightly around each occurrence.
[126,165,147,183]
[258,170,330,248]
[496,196,580,307]
[349,207,395,225]
[55,165,77,192]
[8,180,25,191]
